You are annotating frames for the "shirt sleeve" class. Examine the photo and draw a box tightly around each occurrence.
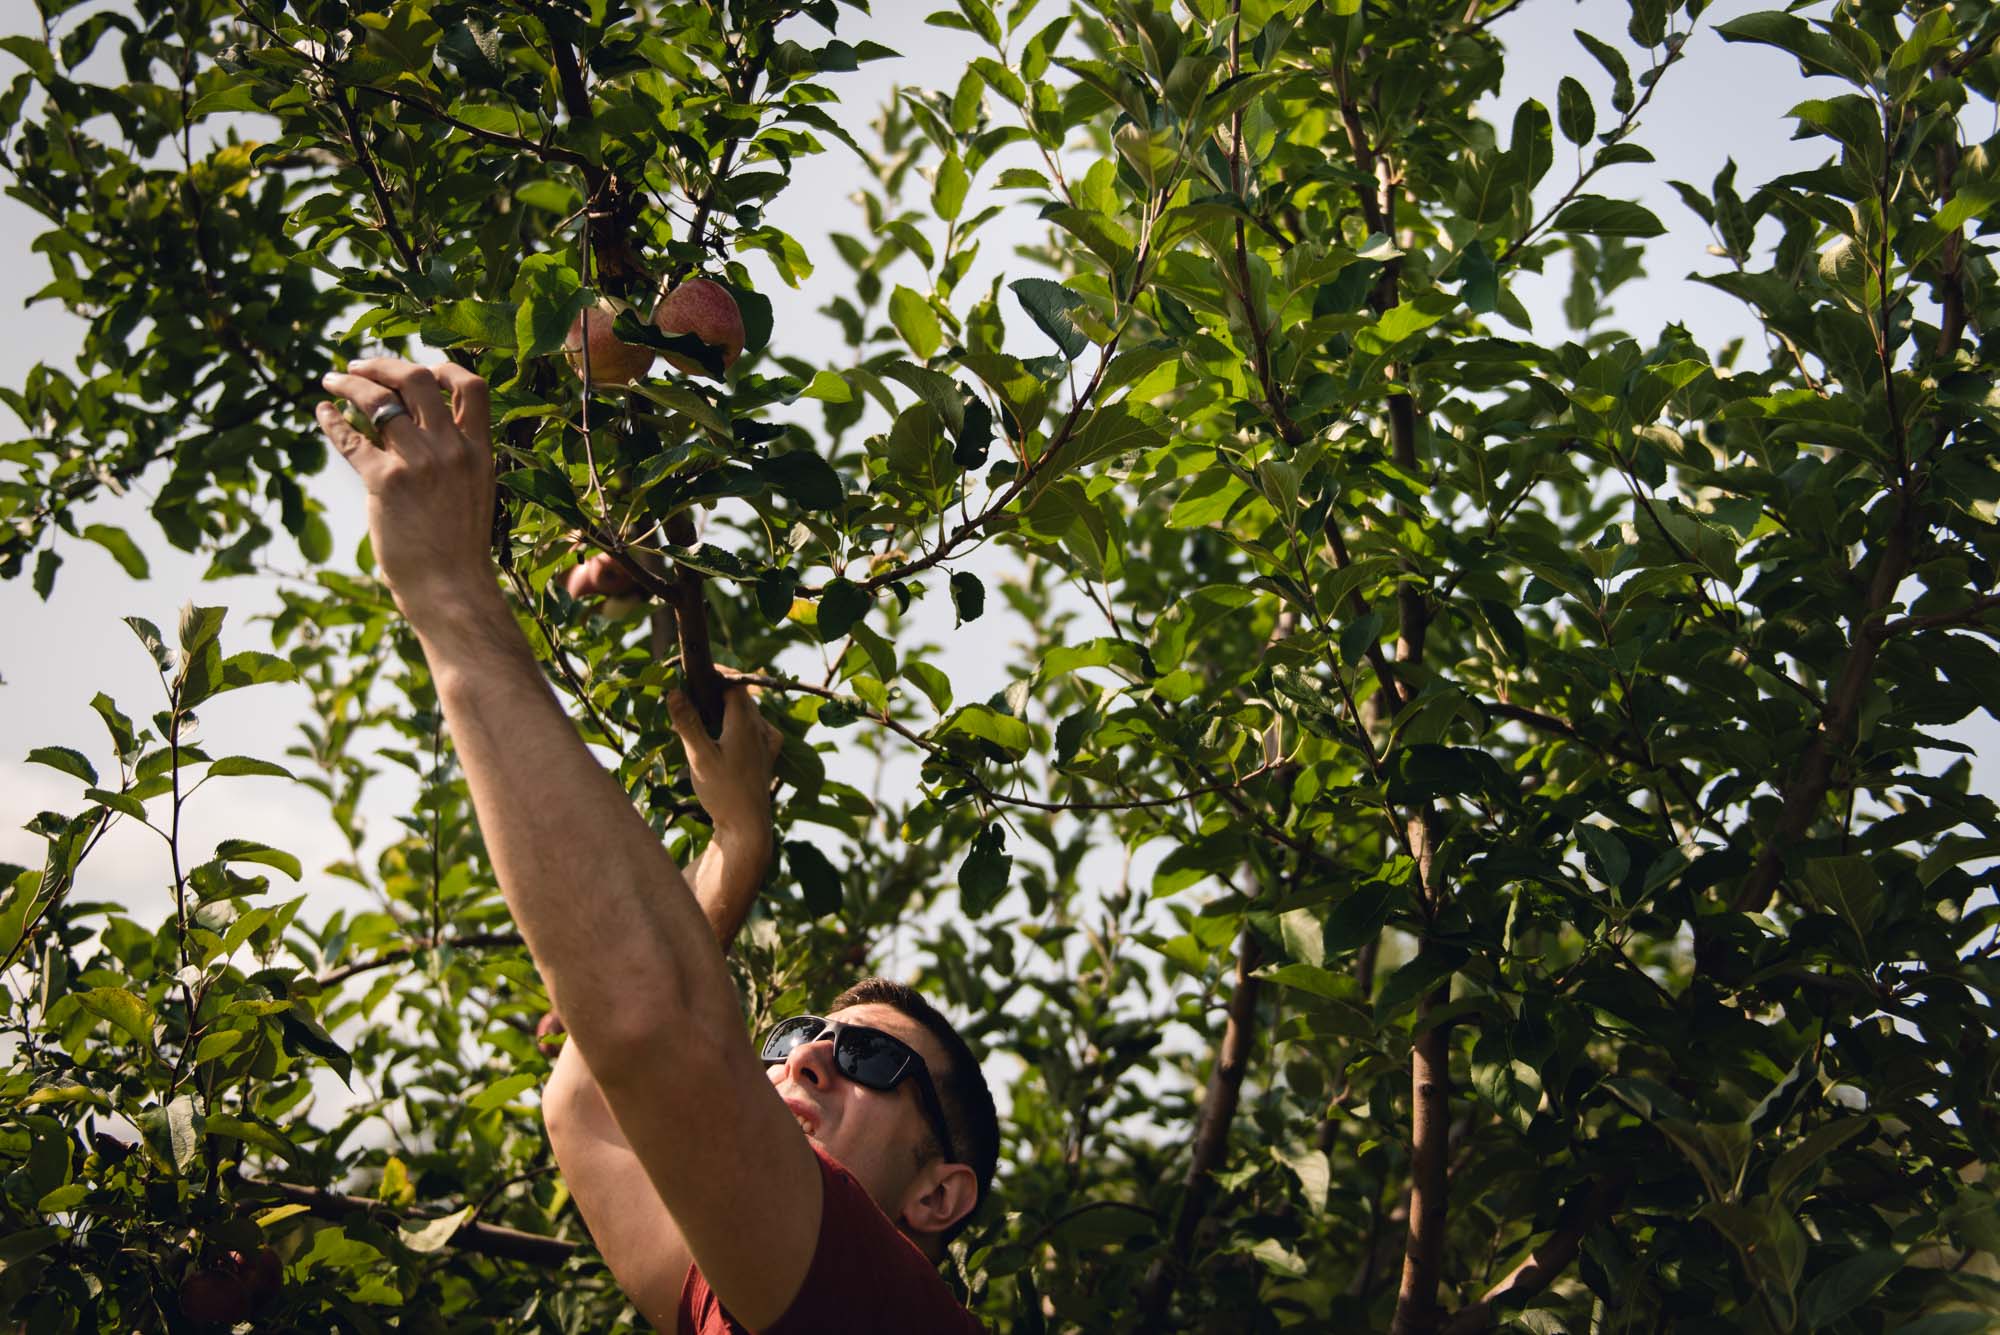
[762,1144,985,1335]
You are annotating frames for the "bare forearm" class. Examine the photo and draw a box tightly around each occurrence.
[690,827,771,952]
[413,587,736,1056]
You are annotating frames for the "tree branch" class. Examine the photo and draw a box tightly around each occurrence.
[1735,432,1924,913]
[315,931,525,989]
[1882,591,2000,639]
[333,90,422,279]
[240,1178,578,1267]
[1437,1175,1626,1334]
[1135,923,1265,1323]
[1391,988,1454,1335]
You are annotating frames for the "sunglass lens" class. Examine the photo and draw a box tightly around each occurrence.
[835,1026,909,1088]
[762,1015,825,1062]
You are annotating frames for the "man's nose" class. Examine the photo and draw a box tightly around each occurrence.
[786,1037,838,1087]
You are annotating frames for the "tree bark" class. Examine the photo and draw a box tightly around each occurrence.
[241,1178,578,1267]
[1134,927,1265,1324]
[1735,496,1918,912]
[1390,987,1453,1335]
[1437,1175,1625,1334]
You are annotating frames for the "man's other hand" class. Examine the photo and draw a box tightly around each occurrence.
[669,680,783,845]
[316,358,496,621]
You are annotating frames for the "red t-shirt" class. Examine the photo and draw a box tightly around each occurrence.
[676,1142,985,1334]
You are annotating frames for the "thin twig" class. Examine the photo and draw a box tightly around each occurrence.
[316,931,524,989]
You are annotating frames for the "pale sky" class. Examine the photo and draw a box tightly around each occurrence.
[3,0,1992,938]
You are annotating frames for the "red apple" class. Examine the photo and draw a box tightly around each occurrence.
[179,1267,250,1324]
[229,1247,283,1309]
[565,552,641,600]
[651,278,744,378]
[564,297,655,386]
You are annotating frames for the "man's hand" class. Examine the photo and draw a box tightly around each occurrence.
[669,680,783,849]
[316,358,496,622]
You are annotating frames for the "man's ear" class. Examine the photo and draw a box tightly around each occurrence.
[899,1160,978,1241]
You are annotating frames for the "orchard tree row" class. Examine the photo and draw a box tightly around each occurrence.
[2,0,1998,1331]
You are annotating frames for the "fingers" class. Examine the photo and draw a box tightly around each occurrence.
[431,361,491,442]
[319,371,410,444]
[315,401,391,484]
[720,681,765,739]
[349,358,453,434]
[667,689,715,755]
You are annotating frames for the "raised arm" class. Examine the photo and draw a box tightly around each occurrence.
[318,359,823,1328]
[542,687,781,1327]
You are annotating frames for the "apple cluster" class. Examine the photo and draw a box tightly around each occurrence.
[563,276,745,387]
[561,276,745,608]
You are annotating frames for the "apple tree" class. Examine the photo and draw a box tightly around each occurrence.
[3,0,1999,1331]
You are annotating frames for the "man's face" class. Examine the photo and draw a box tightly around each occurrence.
[764,1002,951,1216]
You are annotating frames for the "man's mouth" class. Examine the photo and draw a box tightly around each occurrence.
[783,1097,820,1137]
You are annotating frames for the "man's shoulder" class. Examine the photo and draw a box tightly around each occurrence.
[679,1142,984,1335]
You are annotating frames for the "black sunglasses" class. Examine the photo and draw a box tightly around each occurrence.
[759,1015,958,1166]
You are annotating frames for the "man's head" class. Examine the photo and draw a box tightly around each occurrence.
[762,978,999,1255]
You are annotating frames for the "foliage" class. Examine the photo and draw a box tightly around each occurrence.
[3,0,2000,1330]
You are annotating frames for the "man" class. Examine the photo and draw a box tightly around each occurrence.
[316,357,998,1332]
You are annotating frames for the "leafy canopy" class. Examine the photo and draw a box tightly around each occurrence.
[2,0,1998,1331]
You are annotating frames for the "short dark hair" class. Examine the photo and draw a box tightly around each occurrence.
[828,976,999,1244]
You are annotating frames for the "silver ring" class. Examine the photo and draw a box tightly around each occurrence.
[368,398,410,429]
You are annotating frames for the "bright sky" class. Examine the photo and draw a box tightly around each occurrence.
[2,1,1993,940]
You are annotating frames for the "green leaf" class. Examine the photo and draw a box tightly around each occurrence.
[1889,1316,1997,1335]
[125,616,174,675]
[1550,195,1667,236]
[205,756,296,781]
[754,450,844,512]
[1556,76,1595,145]
[959,823,1012,916]
[1458,240,1498,314]
[1716,11,1870,81]
[797,370,852,403]
[81,524,148,579]
[215,839,301,881]
[785,839,843,916]
[1768,1119,1872,1199]
[421,300,517,351]
[817,578,869,643]
[1258,963,1347,999]
[1354,293,1454,355]
[888,285,943,359]
[1009,277,1088,359]
[468,1072,539,1112]
[1062,402,1168,472]
[1801,1249,1903,1329]
[941,704,1032,757]
[279,1005,351,1082]
[25,747,95,786]
[76,986,153,1047]
[220,652,297,689]
[951,571,985,624]
[932,153,969,222]
[1279,907,1325,968]
[400,1206,473,1254]
[201,1113,298,1161]
[1167,469,1248,529]
[1043,207,1135,268]
[1575,823,1630,888]
[904,662,953,713]
[35,1184,87,1213]
[1575,29,1634,111]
